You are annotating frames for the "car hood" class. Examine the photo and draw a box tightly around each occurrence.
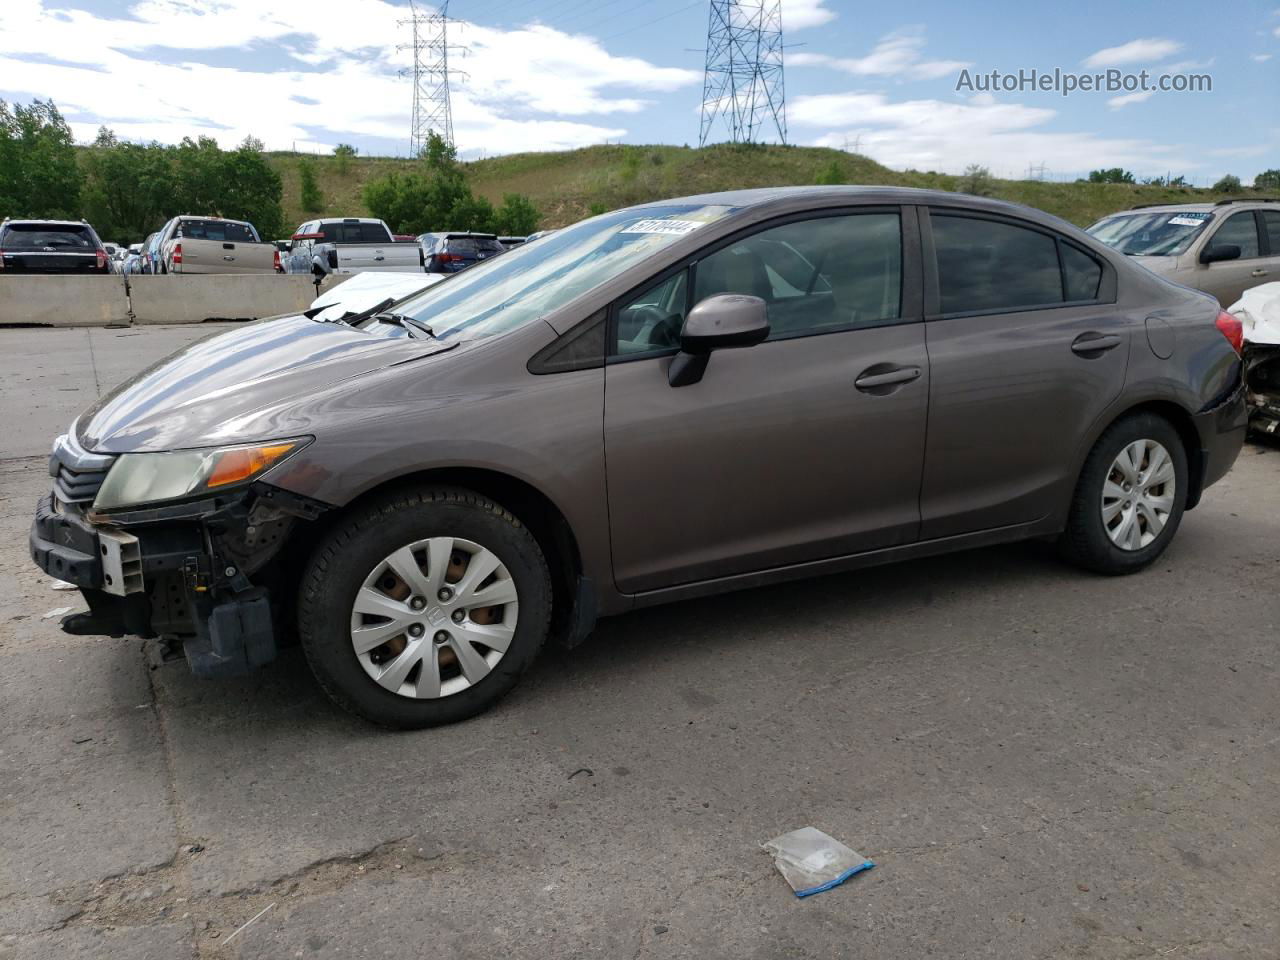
[78,315,454,453]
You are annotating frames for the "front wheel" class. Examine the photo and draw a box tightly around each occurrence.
[1059,413,1188,575]
[298,488,552,728]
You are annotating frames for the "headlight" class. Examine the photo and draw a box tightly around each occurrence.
[93,439,309,511]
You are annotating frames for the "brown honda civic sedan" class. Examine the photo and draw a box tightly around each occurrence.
[31,186,1247,727]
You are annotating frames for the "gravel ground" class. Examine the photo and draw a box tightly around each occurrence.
[1,324,1277,960]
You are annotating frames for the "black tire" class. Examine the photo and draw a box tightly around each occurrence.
[1059,412,1188,575]
[297,487,552,728]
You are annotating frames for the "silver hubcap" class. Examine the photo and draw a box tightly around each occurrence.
[350,537,519,699]
[1101,439,1176,551]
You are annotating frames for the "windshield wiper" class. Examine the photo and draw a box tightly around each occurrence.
[373,312,434,338]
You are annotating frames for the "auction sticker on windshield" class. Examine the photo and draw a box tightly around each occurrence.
[1168,214,1211,226]
[620,219,707,235]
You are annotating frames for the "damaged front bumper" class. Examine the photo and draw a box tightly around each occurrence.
[1243,343,1280,436]
[30,482,327,678]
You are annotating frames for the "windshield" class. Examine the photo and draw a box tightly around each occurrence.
[388,204,736,342]
[1086,211,1213,256]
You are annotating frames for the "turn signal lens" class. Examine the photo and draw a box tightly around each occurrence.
[206,442,299,489]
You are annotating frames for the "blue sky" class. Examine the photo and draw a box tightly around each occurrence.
[1,0,1276,182]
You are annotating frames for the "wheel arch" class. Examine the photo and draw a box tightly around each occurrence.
[305,466,588,643]
[1078,398,1205,511]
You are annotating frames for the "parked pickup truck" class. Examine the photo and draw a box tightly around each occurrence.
[284,218,424,277]
[155,216,276,274]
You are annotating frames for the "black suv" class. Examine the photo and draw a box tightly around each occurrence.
[0,219,111,274]
[418,232,505,273]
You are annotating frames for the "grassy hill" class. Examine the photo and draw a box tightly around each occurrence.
[267,143,1254,235]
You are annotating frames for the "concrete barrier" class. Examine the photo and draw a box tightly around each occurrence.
[129,273,352,324]
[0,274,131,326]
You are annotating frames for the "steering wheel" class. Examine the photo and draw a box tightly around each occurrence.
[621,305,681,349]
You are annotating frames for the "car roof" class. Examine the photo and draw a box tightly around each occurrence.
[2,219,92,227]
[631,184,1086,234]
[1118,198,1280,214]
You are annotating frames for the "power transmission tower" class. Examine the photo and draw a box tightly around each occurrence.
[399,0,467,156]
[698,0,787,147]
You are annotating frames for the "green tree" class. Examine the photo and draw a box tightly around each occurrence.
[363,131,497,234]
[0,98,82,217]
[1212,174,1243,193]
[1087,168,1135,184]
[1255,169,1280,191]
[167,136,283,239]
[493,193,541,236]
[299,158,324,213]
[333,143,358,175]
[81,130,177,243]
[958,164,994,196]
[814,160,843,185]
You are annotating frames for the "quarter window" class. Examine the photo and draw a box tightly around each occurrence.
[1211,212,1260,258]
[1062,243,1103,301]
[932,214,1063,314]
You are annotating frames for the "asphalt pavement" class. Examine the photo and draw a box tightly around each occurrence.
[1,323,1277,959]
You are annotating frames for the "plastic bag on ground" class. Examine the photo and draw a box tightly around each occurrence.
[762,827,875,898]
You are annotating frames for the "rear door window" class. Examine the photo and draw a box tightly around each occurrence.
[1211,212,1260,258]
[932,214,1063,314]
[2,225,93,249]
[179,220,256,243]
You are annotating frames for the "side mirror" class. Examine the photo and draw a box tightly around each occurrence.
[669,294,770,387]
[1201,243,1241,264]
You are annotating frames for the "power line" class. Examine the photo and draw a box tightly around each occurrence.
[398,0,468,155]
[598,0,704,44]
[698,0,787,147]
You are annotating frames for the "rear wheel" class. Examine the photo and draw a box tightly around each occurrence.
[298,488,552,728]
[1059,413,1188,575]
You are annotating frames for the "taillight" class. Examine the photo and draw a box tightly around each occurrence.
[95,249,108,271]
[172,243,183,264]
[1215,310,1243,355]
[273,249,281,271]
[438,253,463,263]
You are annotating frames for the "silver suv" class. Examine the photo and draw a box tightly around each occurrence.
[1087,199,1280,307]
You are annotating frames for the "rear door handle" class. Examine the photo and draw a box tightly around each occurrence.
[1071,333,1122,356]
[854,365,922,391]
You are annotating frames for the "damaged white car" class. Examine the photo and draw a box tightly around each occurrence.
[1229,283,1280,437]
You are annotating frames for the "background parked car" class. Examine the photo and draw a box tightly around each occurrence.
[419,231,505,273]
[154,215,276,275]
[119,243,147,275]
[284,218,422,277]
[144,231,164,274]
[1087,199,1280,306]
[0,218,111,274]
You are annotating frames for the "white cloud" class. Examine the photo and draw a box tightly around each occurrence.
[791,28,970,81]
[1254,53,1274,61]
[1082,37,1184,68]
[790,90,1196,177]
[1108,90,1156,109]
[0,0,699,154]
[782,0,837,30]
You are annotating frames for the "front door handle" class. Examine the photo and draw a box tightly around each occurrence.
[1071,332,1122,356]
[1251,269,1268,278]
[854,365,922,392]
